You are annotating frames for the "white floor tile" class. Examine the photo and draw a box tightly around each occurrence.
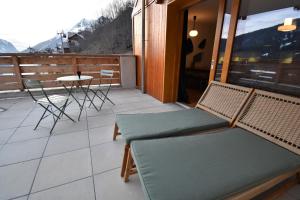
[0,138,47,166]
[29,177,94,200]
[44,131,89,156]
[32,148,92,192]
[0,159,39,200]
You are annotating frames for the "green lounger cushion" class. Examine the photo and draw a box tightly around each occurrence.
[116,108,228,144]
[131,128,300,200]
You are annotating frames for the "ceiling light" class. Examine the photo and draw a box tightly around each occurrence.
[189,16,198,37]
[278,18,297,32]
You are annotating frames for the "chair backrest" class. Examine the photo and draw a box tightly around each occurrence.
[235,90,300,155]
[196,81,253,125]
[23,79,45,102]
[100,70,114,77]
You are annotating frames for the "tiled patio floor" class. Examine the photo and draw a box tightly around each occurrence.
[0,89,183,200]
[0,89,299,200]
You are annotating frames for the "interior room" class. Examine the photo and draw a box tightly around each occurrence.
[177,0,219,106]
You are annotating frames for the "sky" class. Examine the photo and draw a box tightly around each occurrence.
[222,7,300,39]
[0,0,114,51]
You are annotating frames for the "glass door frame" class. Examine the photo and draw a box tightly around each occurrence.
[209,0,241,83]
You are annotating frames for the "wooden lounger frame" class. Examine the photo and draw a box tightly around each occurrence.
[196,81,253,125]
[113,81,253,140]
[235,90,300,156]
[229,90,300,199]
[127,89,300,198]
[116,81,253,181]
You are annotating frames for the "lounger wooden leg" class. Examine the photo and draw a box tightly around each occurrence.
[113,123,119,141]
[124,148,133,182]
[121,144,130,177]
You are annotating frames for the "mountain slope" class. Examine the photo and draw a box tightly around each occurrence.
[79,7,133,54]
[0,39,18,53]
[31,37,61,51]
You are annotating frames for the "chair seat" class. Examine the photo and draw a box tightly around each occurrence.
[131,128,300,200]
[116,108,228,144]
[37,95,68,105]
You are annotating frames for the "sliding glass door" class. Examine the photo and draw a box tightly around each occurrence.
[211,0,300,97]
[228,0,300,97]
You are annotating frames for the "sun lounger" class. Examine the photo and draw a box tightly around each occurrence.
[128,90,300,199]
[114,81,253,178]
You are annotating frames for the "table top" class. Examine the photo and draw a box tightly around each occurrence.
[57,75,93,82]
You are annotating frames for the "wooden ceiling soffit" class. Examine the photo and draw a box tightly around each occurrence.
[168,0,206,9]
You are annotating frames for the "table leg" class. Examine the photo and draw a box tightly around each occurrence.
[78,79,93,120]
[63,82,82,108]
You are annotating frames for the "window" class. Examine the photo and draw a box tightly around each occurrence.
[228,0,300,97]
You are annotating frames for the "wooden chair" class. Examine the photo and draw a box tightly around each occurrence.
[126,89,300,199]
[114,81,253,180]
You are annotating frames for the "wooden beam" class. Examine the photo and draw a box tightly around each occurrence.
[0,57,13,64]
[209,0,226,83]
[220,0,240,83]
[72,57,78,74]
[12,56,24,91]
[0,67,15,73]
[162,4,179,102]
[263,176,298,200]
[229,168,300,200]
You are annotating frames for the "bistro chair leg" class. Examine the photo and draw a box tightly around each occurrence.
[103,84,115,105]
[49,100,69,134]
[99,85,115,106]
[50,113,60,134]
[34,105,49,130]
[88,89,104,108]
[50,103,75,122]
[88,90,97,108]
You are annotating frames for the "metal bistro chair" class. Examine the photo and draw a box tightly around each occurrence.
[89,70,115,110]
[23,79,75,134]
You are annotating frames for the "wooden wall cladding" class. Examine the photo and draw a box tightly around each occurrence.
[133,1,167,101]
[133,15,142,88]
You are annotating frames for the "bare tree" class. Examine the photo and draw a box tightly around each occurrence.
[99,0,133,20]
[79,0,134,54]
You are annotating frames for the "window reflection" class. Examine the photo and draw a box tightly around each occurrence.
[229,1,300,97]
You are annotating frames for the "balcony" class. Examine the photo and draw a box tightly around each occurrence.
[0,54,299,200]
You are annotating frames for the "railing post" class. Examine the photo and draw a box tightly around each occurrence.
[72,57,78,74]
[120,55,136,89]
[12,56,24,91]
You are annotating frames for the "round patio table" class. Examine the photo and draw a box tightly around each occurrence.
[57,75,97,120]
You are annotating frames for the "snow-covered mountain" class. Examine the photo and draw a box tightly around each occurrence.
[0,39,18,53]
[69,18,94,33]
[29,37,62,52]
[29,18,94,52]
